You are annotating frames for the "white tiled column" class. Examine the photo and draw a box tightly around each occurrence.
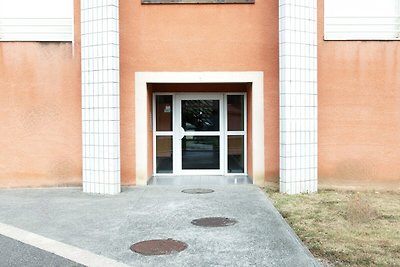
[81,0,120,194]
[279,0,318,194]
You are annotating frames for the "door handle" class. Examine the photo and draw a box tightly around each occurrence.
[179,126,185,140]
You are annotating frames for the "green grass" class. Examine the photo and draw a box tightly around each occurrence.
[266,188,400,267]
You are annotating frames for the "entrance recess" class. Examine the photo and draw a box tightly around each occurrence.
[135,72,265,186]
[153,92,246,176]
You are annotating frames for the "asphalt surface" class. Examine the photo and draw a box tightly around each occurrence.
[0,234,84,267]
[0,185,320,267]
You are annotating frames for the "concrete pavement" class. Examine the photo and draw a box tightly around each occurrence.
[0,185,320,267]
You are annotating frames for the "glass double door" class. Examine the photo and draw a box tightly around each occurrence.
[154,93,246,176]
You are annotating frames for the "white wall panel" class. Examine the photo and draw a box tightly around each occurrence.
[0,0,73,41]
[279,0,318,194]
[81,0,120,195]
[325,0,400,40]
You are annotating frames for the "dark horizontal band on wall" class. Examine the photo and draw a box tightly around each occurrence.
[142,0,255,4]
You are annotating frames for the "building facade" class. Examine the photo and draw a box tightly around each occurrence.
[0,0,399,194]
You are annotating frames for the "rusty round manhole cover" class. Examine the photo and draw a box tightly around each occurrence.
[130,239,188,256]
[182,188,215,194]
[191,217,238,227]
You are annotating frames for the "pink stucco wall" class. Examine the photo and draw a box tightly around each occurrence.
[0,0,81,187]
[318,0,400,189]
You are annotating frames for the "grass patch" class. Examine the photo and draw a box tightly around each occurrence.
[266,188,400,266]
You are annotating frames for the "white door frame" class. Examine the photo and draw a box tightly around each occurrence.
[135,72,265,186]
[175,93,225,175]
[224,92,248,176]
[153,92,248,176]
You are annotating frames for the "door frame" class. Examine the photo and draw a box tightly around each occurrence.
[135,72,265,186]
[175,93,225,175]
[152,92,247,176]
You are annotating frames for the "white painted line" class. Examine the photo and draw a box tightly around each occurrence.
[0,223,130,267]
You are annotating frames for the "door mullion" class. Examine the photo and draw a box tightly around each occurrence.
[183,132,221,136]
[173,94,180,175]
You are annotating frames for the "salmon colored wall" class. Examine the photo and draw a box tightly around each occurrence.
[120,1,280,185]
[318,0,400,188]
[0,0,81,187]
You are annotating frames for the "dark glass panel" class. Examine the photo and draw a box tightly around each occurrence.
[156,136,173,173]
[156,95,173,131]
[228,136,244,173]
[182,136,220,170]
[181,100,219,131]
[227,95,244,131]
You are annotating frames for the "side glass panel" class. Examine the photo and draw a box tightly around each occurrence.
[156,95,173,131]
[182,136,220,170]
[181,100,220,131]
[227,95,244,131]
[228,136,244,173]
[156,136,173,173]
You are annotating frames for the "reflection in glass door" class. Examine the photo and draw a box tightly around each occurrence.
[181,136,220,170]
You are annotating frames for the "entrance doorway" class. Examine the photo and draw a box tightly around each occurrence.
[153,93,246,176]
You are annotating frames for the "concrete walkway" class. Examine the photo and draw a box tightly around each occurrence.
[0,185,320,267]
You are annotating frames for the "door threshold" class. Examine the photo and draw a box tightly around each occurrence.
[147,175,252,186]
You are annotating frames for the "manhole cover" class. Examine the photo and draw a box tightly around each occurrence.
[130,239,188,256]
[182,188,215,194]
[191,217,238,227]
